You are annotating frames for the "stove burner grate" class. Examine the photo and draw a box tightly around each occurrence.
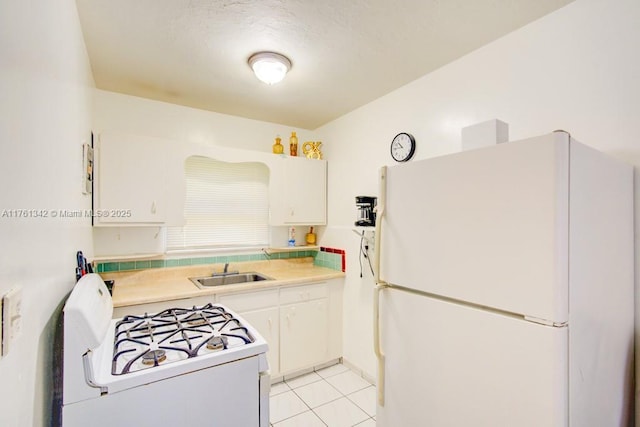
[112,304,254,375]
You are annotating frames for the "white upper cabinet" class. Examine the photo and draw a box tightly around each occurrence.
[94,132,327,228]
[95,132,184,226]
[269,156,327,225]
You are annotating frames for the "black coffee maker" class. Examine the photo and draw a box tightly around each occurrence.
[355,196,377,227]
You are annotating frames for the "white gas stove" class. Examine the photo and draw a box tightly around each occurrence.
[62,274,269,426]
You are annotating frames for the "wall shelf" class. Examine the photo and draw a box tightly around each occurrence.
[267,246,320,253]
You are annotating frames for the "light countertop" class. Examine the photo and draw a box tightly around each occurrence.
[102,257,345,308]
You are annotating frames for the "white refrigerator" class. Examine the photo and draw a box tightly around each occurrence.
[374,131,634,426]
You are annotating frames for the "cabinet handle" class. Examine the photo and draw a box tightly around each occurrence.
[268,318,272,329]
[151,201,157,214]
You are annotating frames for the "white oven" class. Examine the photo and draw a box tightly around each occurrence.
[62,274,270,426]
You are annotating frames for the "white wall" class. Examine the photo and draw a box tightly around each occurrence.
[93,89,315,153]
[0,1,94,426]
[317,0,640,401]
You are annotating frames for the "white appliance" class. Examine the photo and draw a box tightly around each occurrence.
[373,131,634,426]
[62,274,270,427]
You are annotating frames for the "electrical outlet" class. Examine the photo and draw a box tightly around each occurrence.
[2,287,23,356]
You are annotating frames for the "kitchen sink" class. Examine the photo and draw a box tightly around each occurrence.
[189,272,273,288]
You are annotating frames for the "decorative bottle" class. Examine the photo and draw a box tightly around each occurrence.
[288,226,296,246]
[289,131,298,156]
[272,135,284,154]
[305,226,316,245]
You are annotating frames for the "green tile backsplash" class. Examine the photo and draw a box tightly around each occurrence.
[314,250,342,270]
[96,249,323,273]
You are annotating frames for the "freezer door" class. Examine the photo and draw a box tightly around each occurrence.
[381,132,569,323]
[377,289,568,427]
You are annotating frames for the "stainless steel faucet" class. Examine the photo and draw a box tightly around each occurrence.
[213,262,238,277]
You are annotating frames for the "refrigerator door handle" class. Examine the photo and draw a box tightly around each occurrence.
[374,166,387,284]
[374,166,388,406]
[374,282,388,406]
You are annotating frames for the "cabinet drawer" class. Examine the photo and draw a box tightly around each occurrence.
[113,295,216,318]
[218,289,279,312]
[280,283,327,305]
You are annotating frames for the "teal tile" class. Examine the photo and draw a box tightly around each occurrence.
[96,263,104,273]
[250,254,260,261]
[237,254,251,262]
[191,257,208,266]
[178,258,192,266]
[119,262,135,271]
[135,260,150,270]
[149,260,164,269]
[165,259,181,268]
[202,257,216,264]
[217,256,229,264]
[102,262,119,272]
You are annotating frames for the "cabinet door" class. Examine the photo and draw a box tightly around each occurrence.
[270,156,327,225]
[240,307,280,378]
[96,132,166,224]
[280,299,328,374]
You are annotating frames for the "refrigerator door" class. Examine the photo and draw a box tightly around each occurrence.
[378,288,568,427]
[381,132,569,323]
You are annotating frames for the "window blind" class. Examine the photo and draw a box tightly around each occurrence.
[166,156,270,250]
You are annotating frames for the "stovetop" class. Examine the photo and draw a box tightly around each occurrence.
[112,303,255,375]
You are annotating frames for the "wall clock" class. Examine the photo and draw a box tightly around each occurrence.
[390,132,416,162]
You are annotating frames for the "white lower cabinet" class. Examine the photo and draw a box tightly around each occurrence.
[236,307,280,378]
[280,299,328,373]
[218,280,342,379]
[218,289,281,377]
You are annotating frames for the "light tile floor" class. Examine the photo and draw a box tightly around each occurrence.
[270,363,376,427]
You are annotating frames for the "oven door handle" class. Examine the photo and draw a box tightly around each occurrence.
[258,353,270,427]
[83,351,107,395]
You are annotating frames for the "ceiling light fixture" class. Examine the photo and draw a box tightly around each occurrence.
[248,52,292,85]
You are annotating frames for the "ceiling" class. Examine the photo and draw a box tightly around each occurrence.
[76,0,574,129]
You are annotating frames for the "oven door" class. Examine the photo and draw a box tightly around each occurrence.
[63,355,263,426]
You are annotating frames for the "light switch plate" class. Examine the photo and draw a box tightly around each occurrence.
[82,142,93,195]
[2,287,23,356]
[0,297,3,360]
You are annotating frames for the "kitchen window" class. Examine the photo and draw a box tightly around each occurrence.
[166,156,270,250]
